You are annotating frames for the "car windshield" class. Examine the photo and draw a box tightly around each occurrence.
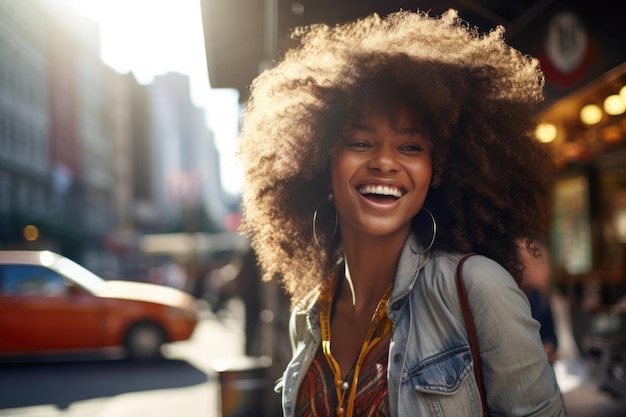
[52,256,106,294]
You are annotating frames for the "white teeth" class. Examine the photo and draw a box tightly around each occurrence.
[358,185,404,198]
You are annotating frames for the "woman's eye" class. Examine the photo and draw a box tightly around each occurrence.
[399,144,423,152]
[347,141,371,149]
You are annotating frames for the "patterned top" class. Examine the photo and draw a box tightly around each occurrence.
[295,342,390,416]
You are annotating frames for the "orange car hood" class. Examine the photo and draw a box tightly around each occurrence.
[97,280,195,310]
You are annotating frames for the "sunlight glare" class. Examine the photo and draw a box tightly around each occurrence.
[72,0,209,94]
[71,0,242,195]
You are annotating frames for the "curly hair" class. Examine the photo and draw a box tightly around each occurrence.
[237,9,555,306]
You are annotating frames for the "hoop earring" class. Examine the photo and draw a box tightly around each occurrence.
[313,193,338,248]
[416,207,437,254]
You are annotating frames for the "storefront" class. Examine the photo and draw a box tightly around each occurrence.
[539,61,626,398]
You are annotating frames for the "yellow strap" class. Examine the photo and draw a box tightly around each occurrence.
[319,279,393,417]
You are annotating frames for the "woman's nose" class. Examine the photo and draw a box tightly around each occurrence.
[367,145,399,173]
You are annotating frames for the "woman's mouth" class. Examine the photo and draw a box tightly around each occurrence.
[357,184,405,202]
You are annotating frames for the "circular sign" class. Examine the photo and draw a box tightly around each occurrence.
[545,12,588,73]
[541,11,593,88]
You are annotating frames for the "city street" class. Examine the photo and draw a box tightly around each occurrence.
[551,294,626,417]
[0,297,625,417]
[1,2,625,417]
[0,300,249,417]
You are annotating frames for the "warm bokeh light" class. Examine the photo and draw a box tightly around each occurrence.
[535,122,557,143]
[580,104,603,125]
[601,126,624,144]
[23,225,39,241]
[603,94,626,116]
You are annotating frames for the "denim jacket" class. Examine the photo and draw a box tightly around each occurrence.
[276,233,565,417]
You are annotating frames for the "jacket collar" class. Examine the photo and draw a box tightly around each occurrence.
[388,232,431,311]
[294,232,431,318]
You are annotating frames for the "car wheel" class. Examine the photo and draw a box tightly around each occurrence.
[124,322,166,361]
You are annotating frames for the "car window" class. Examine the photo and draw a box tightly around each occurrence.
[0,265,68,296]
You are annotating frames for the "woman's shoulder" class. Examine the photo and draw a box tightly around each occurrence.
[427,251,517,293]
[421,252,524,321]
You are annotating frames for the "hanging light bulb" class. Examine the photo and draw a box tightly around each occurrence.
[535,122,557,143]
[580,104,603,125]
[604,94,626,116]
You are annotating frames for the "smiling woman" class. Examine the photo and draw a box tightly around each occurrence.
[237,8,565,417]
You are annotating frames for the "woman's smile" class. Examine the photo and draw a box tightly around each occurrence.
[356,182,406,211]
[357,184,405,199]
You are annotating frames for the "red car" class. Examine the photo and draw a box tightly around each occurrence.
[0,250,198,361]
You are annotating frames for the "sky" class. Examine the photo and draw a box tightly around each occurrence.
[71,0,243,195]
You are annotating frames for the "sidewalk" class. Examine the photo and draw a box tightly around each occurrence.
[551,292,587,394]
[161,298,247,417]
[551,292,626,417]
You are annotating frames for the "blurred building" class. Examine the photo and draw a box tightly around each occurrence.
[105,68,150,277]
[0,0,229,279]
[0,1,54,249]
[148,72,225,234]
[48,3,82,257]
[72,9,117,272]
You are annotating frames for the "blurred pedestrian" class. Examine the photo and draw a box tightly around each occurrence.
[238,9,565,417]
[520,240,559,365]
[163,259,187,290]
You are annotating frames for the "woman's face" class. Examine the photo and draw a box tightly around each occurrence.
[330,104,432,241]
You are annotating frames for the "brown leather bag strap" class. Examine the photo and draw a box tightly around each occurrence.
[455,253,489,417]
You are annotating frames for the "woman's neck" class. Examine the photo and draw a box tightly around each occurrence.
[340,230,408,312]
